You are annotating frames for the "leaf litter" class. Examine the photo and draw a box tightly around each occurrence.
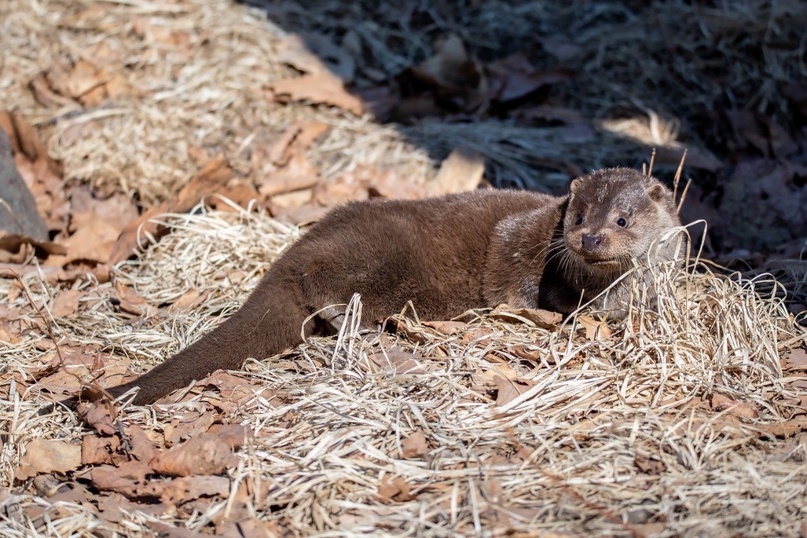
[0,0,806,535]
[0,204,803,535]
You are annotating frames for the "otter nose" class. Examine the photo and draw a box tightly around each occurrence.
[581,233,604,251]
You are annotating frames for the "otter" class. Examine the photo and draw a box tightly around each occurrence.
[95,167,680,405]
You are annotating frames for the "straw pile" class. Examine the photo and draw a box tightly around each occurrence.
[2,0,806,535]
[1,205,806,536]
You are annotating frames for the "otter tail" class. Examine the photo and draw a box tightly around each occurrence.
[108,279,309,405]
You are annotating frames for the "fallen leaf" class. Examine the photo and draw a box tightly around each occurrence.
[260,154,320,200]
[422,320,467,335]
[217,517,278,538]
[757,417,807,438]
[109,157,233,264]
[207,424,251,450]
[81,434,121,465]
[367,347,424,374]
[111,284,149,319]
[492,374,533,406]
[408,34,480,94]
[490,304,562,329]
[166,411,216,446]
[576,315,613,340]
[49,289,82,317]
[202,371,269,411]
[15,439,82,480]
[365,167,425,200]
[267,72,364,116]
[96,492,170,524]
[312,168,371,206]
[376,476,413,502]
[401,430,429,459]
[90,461,154,495]
[150,434,237,477]
[634,453,666,474]
[486,53,573,104]
[76,399,118,436]
[124,424,157,463]
[159,475,231,506]
[277,33,356,82]
[168,289,205,312]
[207,181,261,212]
[509,344,543,362]
[429,148,485,196]
[268,121,330,167]
[783,348,807,372]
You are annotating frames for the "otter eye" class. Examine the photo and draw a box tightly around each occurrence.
[616,217,628,228]
[575,215,584,225]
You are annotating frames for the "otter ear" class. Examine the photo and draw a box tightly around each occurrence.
[647,183,668,202]
[569,179,581,195]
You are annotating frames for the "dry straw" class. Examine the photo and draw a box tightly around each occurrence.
[1,204,806,536]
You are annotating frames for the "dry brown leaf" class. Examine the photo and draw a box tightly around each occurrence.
[81,434,121,465]
[429,148,485,196]
[422,320,467,335]
[68,188,139,233]
[312,168,371,206]
[207,424,251,450]
[490,304,562,329]
[267,72,364,116]
[486,53,573,103]
[0,260,110,285]
[576,315,613,341]
[272,202,330,226]
[217,517,278,538]
[158,475,231,506]
[150,434,237,477]
[634,453,666,475]
[783,348,807,372]
[401,430,429,459]
[260,153,320,200]
[114,280,152,317]
[711,393,760,420]
[492,375,533,407]
[166,411,216,446]
[168,289,205,312]
[47,212,121,265]
[409,34,479,93]
[207,182,260,212]
[376,475,413,502]
[277,33,356,82]
[365,168,425,200]
[201,371,272,411]
[509,344,543,363]
[268,121,330,167]
[367,347,424,375]
[15,439,82,480]
[95,492,170,524]
[757,417,807,438]
[76,399,118,436]
[50,289,82,317]
[124,424,157,463]
[90,461,154,495]
[109,157,233,264]
[44,60,133,106]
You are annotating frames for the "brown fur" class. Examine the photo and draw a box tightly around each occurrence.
[100,167,680,405]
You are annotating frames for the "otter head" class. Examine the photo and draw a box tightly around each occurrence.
[563,167,681,276]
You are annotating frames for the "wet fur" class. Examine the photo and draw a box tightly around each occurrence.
[97,167,679,405]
